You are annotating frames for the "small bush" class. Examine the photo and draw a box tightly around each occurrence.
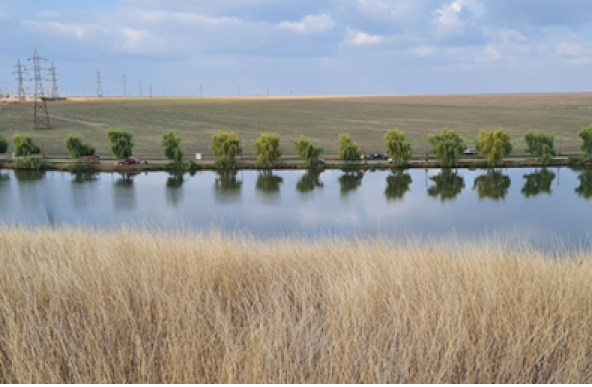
[107,130,134,159]
[339,134,361,162]
[295,136,323,168]
[12,134,41,157]
[65,134,96,159]
[162,131,183,163]
[0,134,8,154]
[253,133,282,168]
[524,130,556,166]
[69,162,98,174]
[210,132,242,166]
[11,157,43,170]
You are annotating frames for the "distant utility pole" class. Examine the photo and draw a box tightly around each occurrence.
[149,84,153,98]
[238,86,241,97]
[96,70,103,97]
[13,58,27,100]
[200,85,203,97]
[122,74,127,97]
[49,62,59,98]
[28,47,52,129]
[139,80,143,97]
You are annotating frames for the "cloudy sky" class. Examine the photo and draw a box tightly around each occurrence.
[1,0,591,96]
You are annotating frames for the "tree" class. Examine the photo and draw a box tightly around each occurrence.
[339,134,361,162]
[210,131,242,165]
[65,134,95,159]
[428,129,466,167]
[295,136,323,168]
[524,130,556,166]
[475,129,512,167]
[12,134,41,157]
[107,130,134,159]
[384,129,412,167]
[579,126,592,156]
[0,134,8,155]
[473,170,511,201]
[162,131,183,163]
[253,133,282,168]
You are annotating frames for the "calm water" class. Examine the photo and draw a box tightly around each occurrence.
[1,168,591,248]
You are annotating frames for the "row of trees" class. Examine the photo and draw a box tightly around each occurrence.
[1,126,592,168]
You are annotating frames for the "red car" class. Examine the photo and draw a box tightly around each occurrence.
[119,157,141,165]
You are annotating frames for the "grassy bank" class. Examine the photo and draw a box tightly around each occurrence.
[2,93,591,155]
[1,227,592,383]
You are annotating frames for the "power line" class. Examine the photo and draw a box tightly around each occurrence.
[28,47,52,129]
[13,58,27,100]
[49,62,59,98]
[96,70,103,97]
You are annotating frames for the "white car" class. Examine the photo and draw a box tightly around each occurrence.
[464,149,479,156]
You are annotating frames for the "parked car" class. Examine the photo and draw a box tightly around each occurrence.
[119,157,142,165]
[367,153,388,160]
[463,149,479,156]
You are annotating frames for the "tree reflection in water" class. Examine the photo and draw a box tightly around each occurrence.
[338,168,364,197]
[166,172,185,207]
[385,171,412,201]
[214,170,243,203]
[427,169,465,202]
[576,169,592,199]
[521,168,555,198]
[473,170,511,201]
[256,170,283,194]
[296,170,323,194]
[14,170,45,182]
[72,173,99,184]
[114,173,137,211]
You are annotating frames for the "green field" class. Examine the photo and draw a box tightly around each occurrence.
[1,94,591,157]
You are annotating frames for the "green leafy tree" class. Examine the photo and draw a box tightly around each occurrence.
[524,130,556,166]
[65,134,96,159]
[428,170,465,202]
[476,129,512,166]
[339,134,361,162]
[384,129,412,167]
[107,130,134,159]
[12,134,41,157]
[0,134,8,155]
[579,126,592,156]
[473,170,511,201]
[295,136,323,168]
[253,133,282,168]
[210,131,242,165]
[521,169,556,198]
[296,170,324,193]
[428,129,466,167]
[385,171,412,201]
[162,131,184,163]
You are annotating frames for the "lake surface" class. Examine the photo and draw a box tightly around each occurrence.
[1,168,591,249]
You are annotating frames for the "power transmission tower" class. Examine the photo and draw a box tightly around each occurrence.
[96,70,103,97]
[122,74,127,97]
[13,58,28,100]
[149,84,153,98]
[28,47,52,129]
[49,62,59,98]
[139,80,143,97]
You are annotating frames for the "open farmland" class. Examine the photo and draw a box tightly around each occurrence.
[1,93,591,157]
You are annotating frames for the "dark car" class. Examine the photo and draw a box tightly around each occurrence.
[119,157,142,165]
[463,149,479,156]
[368,153,388,160]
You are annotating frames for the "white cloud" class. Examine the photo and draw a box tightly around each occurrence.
[556,42,583,57]
[139,11,240,26]
[413,46,437,57]
[344,29,385,46]
[278,14,334,33]
[434,0,467,37]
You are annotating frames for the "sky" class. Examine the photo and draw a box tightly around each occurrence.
[1,0,591,97]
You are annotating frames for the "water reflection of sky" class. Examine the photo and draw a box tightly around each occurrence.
[0,168,590,250]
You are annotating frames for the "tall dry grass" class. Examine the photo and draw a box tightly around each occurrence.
[0,226,591,383]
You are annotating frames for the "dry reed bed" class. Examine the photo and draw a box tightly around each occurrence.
[0,227,591,383]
